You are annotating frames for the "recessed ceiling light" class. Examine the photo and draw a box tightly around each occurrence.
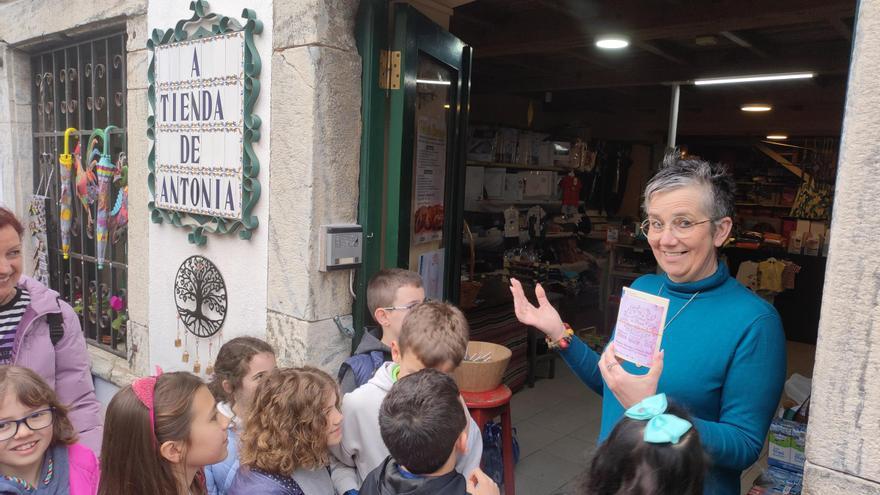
[766,134,788,140]
[741,104,772,112]
[695,72,814,86]
[595,36,629,49]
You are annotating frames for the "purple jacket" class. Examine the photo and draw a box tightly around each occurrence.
[13,276,103,454]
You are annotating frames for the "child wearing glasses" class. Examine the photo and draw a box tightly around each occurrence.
[0,365,99,494]
[337,269,425,395]
[330,301,483,495]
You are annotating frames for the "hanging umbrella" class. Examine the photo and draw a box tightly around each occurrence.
[87,125,118,269]
[58,127,77,260]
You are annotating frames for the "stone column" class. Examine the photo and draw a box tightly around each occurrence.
[125,13,152,376]
[803,2,880,493]
[0,44,33,221]
[266,0,362,371]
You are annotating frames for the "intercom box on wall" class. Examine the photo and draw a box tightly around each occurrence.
[320,224,363,271]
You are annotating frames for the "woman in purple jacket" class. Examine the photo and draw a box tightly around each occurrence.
[0,207,103,454]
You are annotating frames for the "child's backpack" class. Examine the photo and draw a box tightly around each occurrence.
[338,351,386,389]
[481,421,520,486]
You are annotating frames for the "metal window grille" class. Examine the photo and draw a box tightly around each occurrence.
[31,32,128,356]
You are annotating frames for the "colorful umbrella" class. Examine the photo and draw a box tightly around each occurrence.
[58,127,77,260]
[87,125,118,269]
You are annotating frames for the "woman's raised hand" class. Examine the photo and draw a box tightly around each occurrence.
[510,278,565,341]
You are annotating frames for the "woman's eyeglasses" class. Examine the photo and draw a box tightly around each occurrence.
[0,408,55,441]
[640,217,713,239]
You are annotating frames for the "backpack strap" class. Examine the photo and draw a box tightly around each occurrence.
[48,297,64,347]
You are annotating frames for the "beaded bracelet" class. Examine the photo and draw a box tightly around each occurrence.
[546,323,574,350]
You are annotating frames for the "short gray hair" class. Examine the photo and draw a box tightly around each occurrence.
[642,152,736,222]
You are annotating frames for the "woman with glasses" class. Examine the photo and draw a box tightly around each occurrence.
[0,366,100,494]
[511,154,785,495]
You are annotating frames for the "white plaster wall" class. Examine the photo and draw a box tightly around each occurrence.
[147,0,272,375]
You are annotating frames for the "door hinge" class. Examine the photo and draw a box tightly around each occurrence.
[379,50,401,90]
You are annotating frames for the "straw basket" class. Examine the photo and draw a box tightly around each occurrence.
[453,341,512,392]
[460,220,482,309]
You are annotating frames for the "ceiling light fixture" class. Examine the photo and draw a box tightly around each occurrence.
[416,79,451,86]
[595,36,629,49]
[694,72,814,86]
[741,104,772,112]
[766,134,788,140]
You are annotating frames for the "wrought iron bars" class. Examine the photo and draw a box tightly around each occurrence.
[31,32,128,357]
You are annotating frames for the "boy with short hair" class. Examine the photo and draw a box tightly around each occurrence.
[330,301,484,495]
[359,369,499,495]
[338,269,425,395]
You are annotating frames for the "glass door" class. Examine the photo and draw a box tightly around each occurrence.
[385,4,473,302]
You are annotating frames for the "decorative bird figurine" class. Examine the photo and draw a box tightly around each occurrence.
[74,140,97,229]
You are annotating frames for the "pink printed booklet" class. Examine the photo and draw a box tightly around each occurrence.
[613,287,670,367]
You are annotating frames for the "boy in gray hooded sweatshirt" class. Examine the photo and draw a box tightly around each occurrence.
[359,369,498,495]
[330,302,483,495]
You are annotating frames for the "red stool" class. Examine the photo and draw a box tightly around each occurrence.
[462,385,515,495]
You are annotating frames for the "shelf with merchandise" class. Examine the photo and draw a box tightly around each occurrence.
[466,160,570,173]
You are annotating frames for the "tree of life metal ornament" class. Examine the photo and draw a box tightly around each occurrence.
[174,255,227,338]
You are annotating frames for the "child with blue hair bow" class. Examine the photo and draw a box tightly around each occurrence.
[583,394,708,495]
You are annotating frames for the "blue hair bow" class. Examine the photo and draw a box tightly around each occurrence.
[624,393,693,444]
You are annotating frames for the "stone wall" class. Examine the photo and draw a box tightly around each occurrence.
[266,0,362,371]
[803,1,880,493]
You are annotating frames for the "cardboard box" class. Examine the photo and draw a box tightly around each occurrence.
[467,127,497,163]
[521,171,556,199]
[768,420,792,467]
[768,419,806,473]
[503,174,524,201]
[552,141,572,167]
[484,168,506,200]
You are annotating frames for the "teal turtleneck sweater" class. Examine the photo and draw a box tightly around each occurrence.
[560,262,786,495]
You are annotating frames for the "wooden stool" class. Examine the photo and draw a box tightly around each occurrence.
[462,385,515,495]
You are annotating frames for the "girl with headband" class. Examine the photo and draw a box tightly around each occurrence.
[98,371,230,495]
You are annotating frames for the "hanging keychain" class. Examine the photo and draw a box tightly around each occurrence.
[182,330,190,363]
[193,340,202,374]
[205,340,214,375]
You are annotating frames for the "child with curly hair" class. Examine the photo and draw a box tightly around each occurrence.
[228,367,342,495]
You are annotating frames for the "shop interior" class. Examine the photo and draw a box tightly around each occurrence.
[444,1,856,493]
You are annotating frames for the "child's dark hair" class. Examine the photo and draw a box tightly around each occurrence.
[584,403,706,495]
[207,336,274,406]
[379,368,467,475]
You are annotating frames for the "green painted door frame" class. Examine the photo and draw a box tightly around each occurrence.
[386,3,473,301]
[353,0,389,344]
[353,1,472,348]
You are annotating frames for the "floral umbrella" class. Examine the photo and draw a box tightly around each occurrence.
[87,125,118,269]
[58,127,77,260]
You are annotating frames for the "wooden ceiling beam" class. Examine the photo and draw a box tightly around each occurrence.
[634,41,688,65]
[471,2,853,59]
[473,44,850,93]
[720,31,771,59]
